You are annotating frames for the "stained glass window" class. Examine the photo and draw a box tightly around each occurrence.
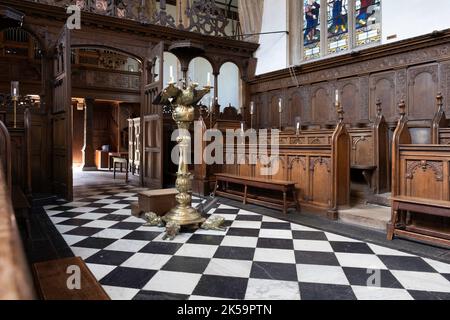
[303,0,321,60]
[355,0,381,46]
[327,0,349,54]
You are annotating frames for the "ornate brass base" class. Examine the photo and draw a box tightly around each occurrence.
[162,206,206,227]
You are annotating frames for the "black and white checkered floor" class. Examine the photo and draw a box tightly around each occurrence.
[44,184,450,300]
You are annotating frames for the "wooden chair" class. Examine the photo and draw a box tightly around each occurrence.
[113,157,129,183]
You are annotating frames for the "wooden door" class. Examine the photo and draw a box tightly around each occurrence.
[51,25,73,200]
[141,42,164,189]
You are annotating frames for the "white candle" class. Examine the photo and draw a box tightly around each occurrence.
[13,88,17,96]
[241,123,244,132]
[279,98,282,113]
[169,65,174,82]
[207,72,211,86]
[250,101,254,115]
[297,122,300,130]
[335,89,339,103]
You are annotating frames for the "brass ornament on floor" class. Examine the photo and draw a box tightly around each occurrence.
[154,80,213,238]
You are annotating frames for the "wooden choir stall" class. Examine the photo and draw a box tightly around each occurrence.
[388,95,450,247]
[201,105,352,219]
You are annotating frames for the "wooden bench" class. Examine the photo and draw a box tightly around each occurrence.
[388,196,450,247]
[33,257,110,300]
[214,173,300,214]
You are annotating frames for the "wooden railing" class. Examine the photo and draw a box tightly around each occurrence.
[0,161,35,299]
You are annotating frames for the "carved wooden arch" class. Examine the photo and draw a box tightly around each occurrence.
[71,43,144,63]
[288,156,307,170]
[217,58,245,78]
[405,160,444,182]
[309,156,331,172]
[70,34,148,61]
[18,23,49,55]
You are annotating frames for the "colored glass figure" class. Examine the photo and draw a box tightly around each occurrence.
[327,0,349,54]
[355,0,381,46]
[303,0,321,60]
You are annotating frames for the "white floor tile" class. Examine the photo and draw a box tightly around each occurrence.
[175,244,219,259]
[254,248,296,264]
[92,229,133,240]
[121,253,172,270]
[62,234,88,246]
[71,247,101,260]
[143,271,202,295]
[259,229,293,239]
[245,279,300,300]
[204,259,253,278]
[297,264,349,285]
[103,286,139,300]
[293,240,334,252]
[221,236,259,248]
[367,243,414,257]
[423,258,450,274]
[74,212,108,220]
[104,239,149,253]
[231,221,262,229]
[351,286,413,300]
[391,270,450,293]
[335,253,388,270]
[86,264,117,281]
[84,220,118,229]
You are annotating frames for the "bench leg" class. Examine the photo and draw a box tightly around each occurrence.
[283,191,287,215]
[387,203,399,241]
[293,189,300,212]
[125,163,129,183]
[243,185,248,205]
[113,164,116,180]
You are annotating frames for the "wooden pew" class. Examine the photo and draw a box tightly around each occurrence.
[217,105,350,220]
[388,99,450,247]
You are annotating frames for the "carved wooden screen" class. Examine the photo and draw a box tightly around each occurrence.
[141,42,164,189]
[51,25,73,200]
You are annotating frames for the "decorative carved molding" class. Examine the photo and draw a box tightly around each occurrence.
[288,156,306,170]
[405,160,443,181]
[309,156,331,172]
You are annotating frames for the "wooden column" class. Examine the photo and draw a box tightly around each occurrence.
[82,97,96,171]
[213,72,220,114]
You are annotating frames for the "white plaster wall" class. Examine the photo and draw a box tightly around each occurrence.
[255,0,288,75]
[382,0,450,44]
[163,52,180,87]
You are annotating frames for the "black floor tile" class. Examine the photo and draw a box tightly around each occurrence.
[330,242,375,254]
[342,267,404,289]
[139,242,183,255]
[227,228,260,237]
[251,261,298,281]
[257,238,294,250]
[299,283,356,300]
[187,234,224,246]
[100,267,156,289]
[295,251,340,266]
[162,256,210,274]
[378,256,437,273]
[85,250,134,265]
[292,231,328,241]
[133,291,189,301]
[214,246,255,261]
[72,237,117,249]
[193,275,248,300]
[123,231,161,241]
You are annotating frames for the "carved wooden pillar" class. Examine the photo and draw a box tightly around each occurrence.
[82,97,96,171]
[213,72,220,114]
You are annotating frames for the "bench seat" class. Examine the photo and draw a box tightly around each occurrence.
[214,173,300,214]
[388,196,450,248]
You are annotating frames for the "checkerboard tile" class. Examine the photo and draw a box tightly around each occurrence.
[44,183,450,300]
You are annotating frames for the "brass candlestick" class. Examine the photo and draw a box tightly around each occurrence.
[155,81,211,228]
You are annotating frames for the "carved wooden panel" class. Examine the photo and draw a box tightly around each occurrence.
[369,71,396,122]
[407,63,439,119]
[351,133,374,167]
[289,156,308,201]
[310,157,332,207]
[338,80,360,124]
[311,86,331,124]
[402,159,445,200]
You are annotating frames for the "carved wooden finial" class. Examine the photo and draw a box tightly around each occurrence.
[398,100,406,116]
[376,99,382,116]
[437,92,444,111]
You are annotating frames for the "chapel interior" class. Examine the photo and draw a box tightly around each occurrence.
[1,0,450,301]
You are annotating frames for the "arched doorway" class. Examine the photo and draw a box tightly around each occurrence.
[218,62,241,112]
